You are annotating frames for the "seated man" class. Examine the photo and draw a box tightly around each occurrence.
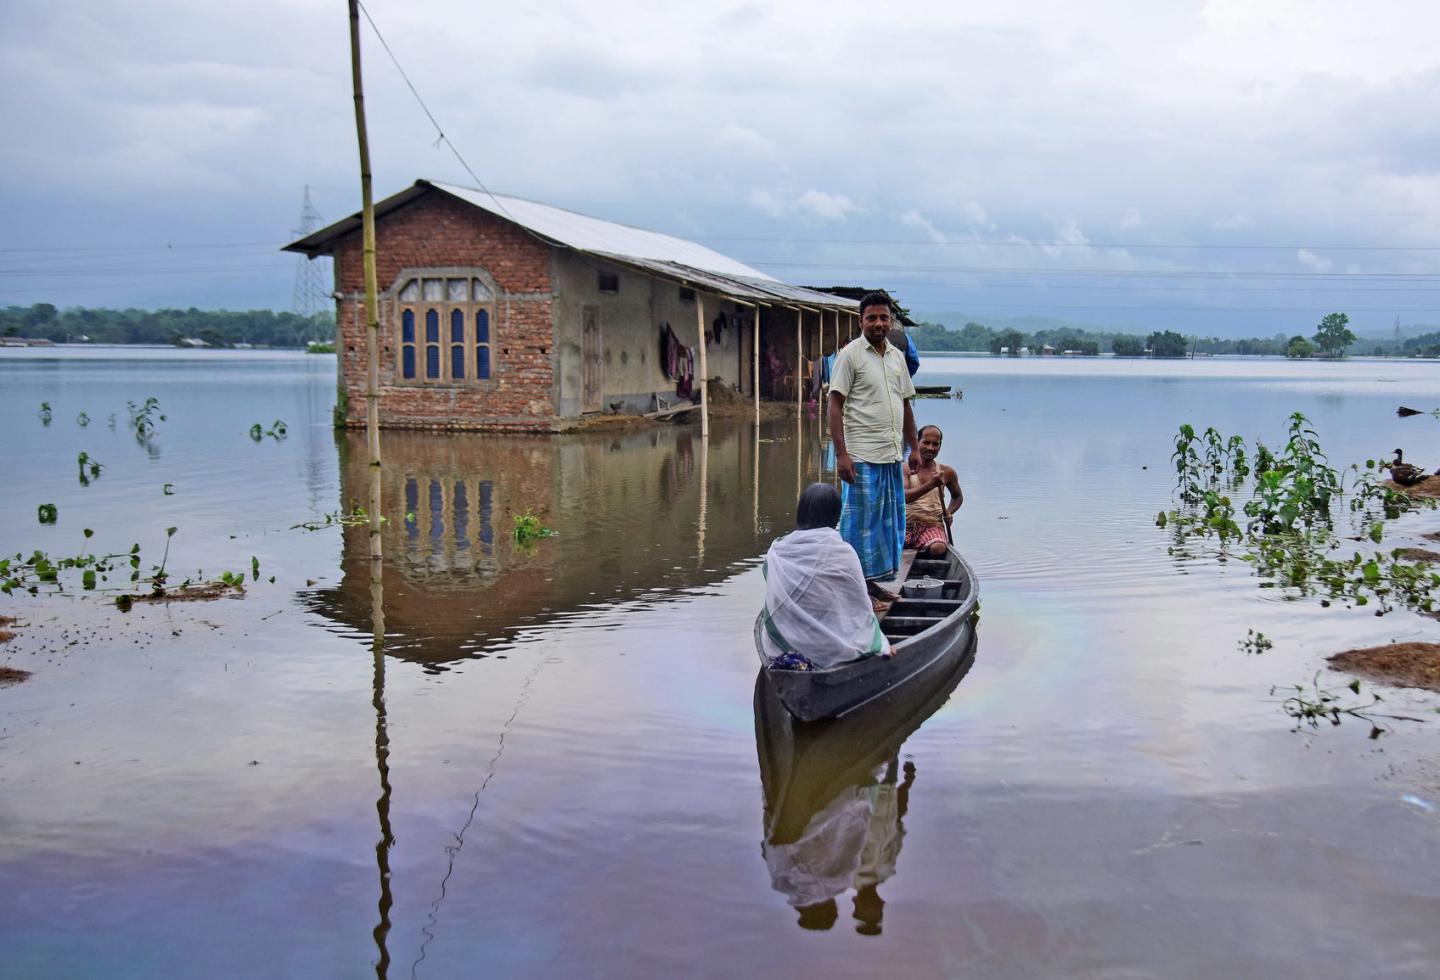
[903,425,963,557]
[759,483,892,668]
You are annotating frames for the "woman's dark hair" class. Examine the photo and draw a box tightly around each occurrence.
[796,482,842,530]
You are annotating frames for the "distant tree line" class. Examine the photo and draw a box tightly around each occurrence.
[909,321,1196,358]
[908,311,1432,359]
[0,303,335,348]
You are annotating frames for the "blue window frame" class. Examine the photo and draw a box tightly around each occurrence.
[395,275,495,384]
[450,309,465,379]
[475,309,491,379]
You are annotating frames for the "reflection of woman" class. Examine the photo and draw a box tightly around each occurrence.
[762,754,916,934]
[759,483,889,668]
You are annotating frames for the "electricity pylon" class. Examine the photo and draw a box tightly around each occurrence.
[291,185,330,320]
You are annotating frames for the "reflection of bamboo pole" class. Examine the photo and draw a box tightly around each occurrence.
[753,419,759,535]
[695,290,709,439]
[368,496,391,977]
[795,405,802,502]
[349,0,383,575]
[697,433,708,566]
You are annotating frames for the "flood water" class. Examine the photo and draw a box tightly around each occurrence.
[2,347,1439,978]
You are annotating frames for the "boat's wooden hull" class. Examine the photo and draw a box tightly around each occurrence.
[755,545,979,722]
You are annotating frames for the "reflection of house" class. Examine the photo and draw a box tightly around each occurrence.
[305,421,825,665]
[284,181,869,432]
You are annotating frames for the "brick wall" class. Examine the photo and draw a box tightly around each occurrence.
[329,189,558,432]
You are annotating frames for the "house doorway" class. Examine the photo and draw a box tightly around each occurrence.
[582,305,602,413]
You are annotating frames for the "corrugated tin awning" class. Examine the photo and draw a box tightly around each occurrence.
[592,255,853,310]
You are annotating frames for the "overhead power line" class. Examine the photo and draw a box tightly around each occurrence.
[706,236,1440,251]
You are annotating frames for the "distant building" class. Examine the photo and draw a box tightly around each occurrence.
[178,337,209,348]
[283,180,870,432]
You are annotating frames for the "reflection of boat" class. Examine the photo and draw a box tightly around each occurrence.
[754,545,979,721]
[755,632,975,931]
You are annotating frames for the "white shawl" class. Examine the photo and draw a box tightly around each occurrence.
[760,527,885,668]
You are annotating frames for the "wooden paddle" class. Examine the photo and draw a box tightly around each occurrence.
[934,482,953,545]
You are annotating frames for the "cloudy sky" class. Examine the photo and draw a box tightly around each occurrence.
[3,0,1439,336]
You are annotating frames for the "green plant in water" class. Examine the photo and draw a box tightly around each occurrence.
[1171,423,1203,503]
[1272,674,1426,738]
[77,452,104,486]
[1160,413,1440,617]
[290,506,373,531]
[1201,426,1226,479]
[513,510,557,546]
[163,483,175,495]
[250,419,288,441]
[37,503,57,525]
[2,531,138,597]
[76,411,90,427]
[1238,629,1272,655]
[39,402,52,425]
[126,397,166,441]
[152,526,177,591]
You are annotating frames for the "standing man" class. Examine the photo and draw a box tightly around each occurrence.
[828,292,919,599]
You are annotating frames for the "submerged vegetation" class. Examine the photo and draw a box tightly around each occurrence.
[4,397,273,604]
[1160,412,1440,615]
[513,510,557,548]
[1272,674,1427,739]
[1161,412,1438,734]
[250,419,289,441]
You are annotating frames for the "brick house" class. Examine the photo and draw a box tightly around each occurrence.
[284,180,862,432]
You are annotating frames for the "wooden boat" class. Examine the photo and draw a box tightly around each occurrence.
[755,630,975,847]
[754,545,979,722]
[913,384,952,397]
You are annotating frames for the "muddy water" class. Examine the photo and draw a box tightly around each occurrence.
[2,348,1439,978]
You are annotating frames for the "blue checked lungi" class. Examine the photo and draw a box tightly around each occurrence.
[840,460,906,581]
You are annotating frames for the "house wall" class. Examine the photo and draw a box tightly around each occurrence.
[551,251,753,415]
[329,190,559,432]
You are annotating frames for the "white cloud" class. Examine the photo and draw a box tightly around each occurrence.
[795,190,858,222]
[1296,249,1334,272]
[748,188,858,222]
[747,189,787,218]
[2,0,1439,327]
[899,210,947,243]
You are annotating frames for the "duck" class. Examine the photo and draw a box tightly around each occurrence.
[1384,448,1429,486]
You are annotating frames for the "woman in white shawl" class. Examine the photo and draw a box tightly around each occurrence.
[760,483,891,668]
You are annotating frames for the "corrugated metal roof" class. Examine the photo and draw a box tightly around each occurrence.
[430,182,776,282]
[282,179,860,311]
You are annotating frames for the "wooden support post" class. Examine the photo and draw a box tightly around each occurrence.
[695,289,709,439]
[753,304,761,418]
[794,307,803,414]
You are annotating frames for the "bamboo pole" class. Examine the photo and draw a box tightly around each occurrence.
[349,0,383,573]
[695,289,709,439]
